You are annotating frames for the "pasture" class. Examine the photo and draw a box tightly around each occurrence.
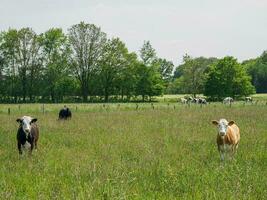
[0,102,266,199]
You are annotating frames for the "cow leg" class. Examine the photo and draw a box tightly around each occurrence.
[34,139,38,150]
[220,151,225,161]
[230,146,235,160]
[17,141,22,155]
[218,145,225,161]
[233,144,239,156]
[29,141,34,155]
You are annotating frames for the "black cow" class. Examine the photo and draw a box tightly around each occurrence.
[16,116,39,155]
[58,106,72,120]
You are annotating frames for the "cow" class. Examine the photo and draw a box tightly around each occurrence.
[180,97,187,104]
[16,116,39,155]
[212,119,240,161]
[223,97,233,104]
[192,98,199,104]
[198,98,207,104]
[245,97,252,103]
[58,105,72,120]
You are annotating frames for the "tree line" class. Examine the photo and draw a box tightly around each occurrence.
[169,51,267,100]
[0,21,266,103]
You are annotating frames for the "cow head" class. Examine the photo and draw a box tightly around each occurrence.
[16,116,37,136]
[212,119,235,137]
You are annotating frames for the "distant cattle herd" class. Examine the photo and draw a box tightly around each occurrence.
[180,96,253,105]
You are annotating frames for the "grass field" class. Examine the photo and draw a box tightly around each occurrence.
[0,102,266,199]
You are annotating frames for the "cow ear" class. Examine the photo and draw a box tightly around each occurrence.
[228,121,235,126]
[212,120,219,125]
[31,118,37,123]
[16,118,22,123]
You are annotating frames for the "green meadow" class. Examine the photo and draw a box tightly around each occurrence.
[0,102,266,199]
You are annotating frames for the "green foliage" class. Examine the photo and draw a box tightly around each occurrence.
[204,56,255,100]
[139,41,156,65]
[135,41,165,101]
[171,55,217,96]
[98,38,130,102]
[68,22,107,102]
[0,23,265,102]
[40,28,72,102]
[243,51,267,93]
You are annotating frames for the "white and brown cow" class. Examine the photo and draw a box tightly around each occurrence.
[212,119,240,161]
[16,116,39,155]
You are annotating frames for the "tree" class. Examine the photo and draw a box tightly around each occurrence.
[136,41,164,101]
[140,41,156,65]
[17,28,42,101]
[154,58,174,80]
[68,22,107,102]
[171,55,217,95]
[117,52,138,100]
[204,56,255,100]
[135,63,164,101]
[179,55,208,97]
[0,29,20,102]
[98,38,129,102]
[153,58,174,92]
[0,28,42,102]
[40,28,71,102]
[243,51,267,93]
[0,44,5,100]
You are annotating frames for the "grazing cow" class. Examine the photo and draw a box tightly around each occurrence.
[192,98,199,104]
[58,105,72,120]
[212,119,240,161]
[186,96,193,102]
[245,97,252,103]
[16,116,39,155]
[223,97,233,104]
[198,98,207,104]
[180,97,187,104]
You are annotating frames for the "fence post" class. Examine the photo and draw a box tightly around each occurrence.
[136,104,139,110]
[8,108,10,115]
[42,104,45,114]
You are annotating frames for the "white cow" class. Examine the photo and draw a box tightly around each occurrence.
[223,97,233,104]
[180,98,187,104]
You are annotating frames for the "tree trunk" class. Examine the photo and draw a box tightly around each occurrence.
[81,81,88,102]
[104,86,109,102]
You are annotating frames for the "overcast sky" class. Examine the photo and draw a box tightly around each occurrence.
[1,0,267,65]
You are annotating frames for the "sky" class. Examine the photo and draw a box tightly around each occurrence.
[1,0,267,65]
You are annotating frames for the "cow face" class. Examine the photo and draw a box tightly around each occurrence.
[16,116,37,136]
[212,119,234,137]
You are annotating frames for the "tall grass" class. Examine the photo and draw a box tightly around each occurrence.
[0,103,266,199]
